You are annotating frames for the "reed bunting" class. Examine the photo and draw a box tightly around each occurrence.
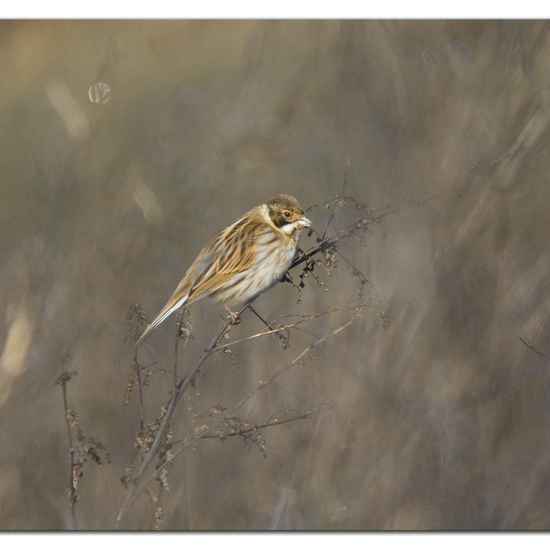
[136,194,311,345]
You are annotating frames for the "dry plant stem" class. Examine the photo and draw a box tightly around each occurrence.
[321,198,341,241]
[248,305,276,331]
[212,306,354,352]
[133,353,145,434]
[291,206,399,272]
[520,337,550,362]
[197,406,338,439]
[138,305,365,503]
[335,249,379,299]
[320,147,361,240]
[60,373,78,530]
[173,312,181,388]
[116,317,233,529]
[117,200,378,528]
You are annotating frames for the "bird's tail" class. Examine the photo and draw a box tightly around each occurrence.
[135,293,189,346]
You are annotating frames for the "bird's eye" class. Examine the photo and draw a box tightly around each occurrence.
[284,211,291,218]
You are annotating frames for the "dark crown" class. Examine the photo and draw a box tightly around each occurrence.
[266,195,305,229]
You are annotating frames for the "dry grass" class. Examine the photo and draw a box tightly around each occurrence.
[1,20,550,530]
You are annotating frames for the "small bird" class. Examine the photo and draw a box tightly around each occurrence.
[136,194,311,345]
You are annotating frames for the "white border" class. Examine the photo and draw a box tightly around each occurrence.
[1,1,549,19]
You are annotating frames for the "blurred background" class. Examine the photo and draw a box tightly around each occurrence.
[1,19,550,530]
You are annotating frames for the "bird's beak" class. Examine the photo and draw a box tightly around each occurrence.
[298,216,311,227]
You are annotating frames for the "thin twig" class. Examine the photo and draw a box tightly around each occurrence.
[173,310,181,388]
[55,363,78,530]
[520,337,550,362]
[291,206,399,272]
[212,304,363,353]
[139,303,366,495]
[134,354,145,435]
[321,145,362,240]
[196,405,338,439]
[116,317,234,529]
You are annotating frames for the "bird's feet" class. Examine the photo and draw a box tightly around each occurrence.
[228,310,241,324]
[222,302,241,324]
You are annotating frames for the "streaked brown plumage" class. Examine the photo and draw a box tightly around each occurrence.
[136,194,310,345]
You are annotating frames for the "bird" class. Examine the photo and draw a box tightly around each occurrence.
[136,194,311,345]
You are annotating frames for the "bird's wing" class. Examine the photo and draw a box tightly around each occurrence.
[136,212,262,345]
[135,280,192,345]
[186,215,260,301]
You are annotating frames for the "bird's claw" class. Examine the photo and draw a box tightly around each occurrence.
[228,311,241,325]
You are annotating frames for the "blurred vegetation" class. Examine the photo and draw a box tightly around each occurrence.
[1,20,550,530]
